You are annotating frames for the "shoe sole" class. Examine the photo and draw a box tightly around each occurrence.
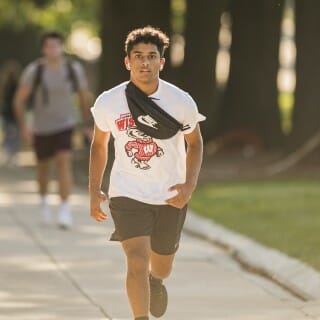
[58,224,71,230]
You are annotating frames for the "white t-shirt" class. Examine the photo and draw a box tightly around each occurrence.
[91,79,205,205]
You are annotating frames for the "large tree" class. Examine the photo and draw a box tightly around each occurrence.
[290,0,320,148]
[98,0,172,185]
[0,27,39,66]
[99,0,172,91]
[183,0,227,141]
[218,0,284,149]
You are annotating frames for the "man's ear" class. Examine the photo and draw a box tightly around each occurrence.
[160,58,165,71]
[124,56,130,70]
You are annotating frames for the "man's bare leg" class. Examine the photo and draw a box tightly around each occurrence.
[55,150,73,228]
[37,158,52,223]
[55,150,72,201]
[37,158,51,197]
[150,251,175,280]
[122,236,151,319]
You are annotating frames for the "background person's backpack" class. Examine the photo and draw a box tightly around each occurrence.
[27,59,79,109]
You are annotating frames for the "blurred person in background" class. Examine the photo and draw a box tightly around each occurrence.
[14,31,92,229]
[0,60,21,166]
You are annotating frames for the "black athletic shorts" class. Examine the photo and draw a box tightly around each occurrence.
[33,128,73,160]
[109,196,187,255]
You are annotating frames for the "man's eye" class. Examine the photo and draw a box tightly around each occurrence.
[149,55,156,59]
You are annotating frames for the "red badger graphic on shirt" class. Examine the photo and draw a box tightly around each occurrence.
[125,127,164,170]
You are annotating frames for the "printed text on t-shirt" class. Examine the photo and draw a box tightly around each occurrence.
[115,113,135,131]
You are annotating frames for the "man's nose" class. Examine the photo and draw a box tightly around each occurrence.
[141,57,150,65]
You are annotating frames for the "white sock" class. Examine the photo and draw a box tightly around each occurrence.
[40,195,51,223]
[40,195,48,206]
[60,200,69,210]
[58,200,72,227]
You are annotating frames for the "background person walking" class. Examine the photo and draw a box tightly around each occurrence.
[14,31,91,229]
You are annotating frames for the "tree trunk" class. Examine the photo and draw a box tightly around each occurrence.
[219,0,284,149]
[98,0,172,186]
[183,0,227,141]
[290,0,320,148]
[99,0,171,92]
[0,26,39,67]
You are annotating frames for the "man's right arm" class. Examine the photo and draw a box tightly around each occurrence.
[89,124,110,222]
[14,84,32,145]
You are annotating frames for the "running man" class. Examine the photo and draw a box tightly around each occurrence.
[89,26,204,320]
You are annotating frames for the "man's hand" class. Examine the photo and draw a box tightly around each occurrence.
[165,183,194,209]
[90,190,108,222]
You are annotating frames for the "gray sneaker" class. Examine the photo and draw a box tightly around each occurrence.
[149,274,168,318]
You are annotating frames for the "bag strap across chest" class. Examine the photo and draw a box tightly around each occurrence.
[125,81,183,139]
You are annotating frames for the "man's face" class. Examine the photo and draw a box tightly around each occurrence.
[42,38,64,60]
[125,42,165,84]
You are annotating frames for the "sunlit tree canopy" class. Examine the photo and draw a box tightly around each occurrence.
[0,0,99,36]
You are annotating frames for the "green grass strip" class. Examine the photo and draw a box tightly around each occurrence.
[190,179,320,270]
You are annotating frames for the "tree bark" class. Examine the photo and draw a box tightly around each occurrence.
[219,0,284,149]
[0,27,39,67]
[183,0,227,141]
[290,0,320,148]
[99,0,171,92]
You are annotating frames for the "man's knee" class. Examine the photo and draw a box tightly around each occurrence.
[127,252,150,277]
[122,236,151,277]
[55,150,72,165]
[151,262,172,279]
[151,253,175,279]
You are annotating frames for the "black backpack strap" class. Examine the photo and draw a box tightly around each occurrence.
[32,62,43,92]
[66,60,79,92]
[29,61,49,107]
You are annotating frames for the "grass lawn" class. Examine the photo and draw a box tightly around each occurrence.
[189,178,320,271]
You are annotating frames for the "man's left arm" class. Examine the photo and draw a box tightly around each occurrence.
[166,124,203,208]
[77,88,93,141]
[77,88,91,124]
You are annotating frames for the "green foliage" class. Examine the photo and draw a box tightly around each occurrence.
[278,92,294,135]
[0,0,99,36]
[171,0,186,33]
[190,179,320,270]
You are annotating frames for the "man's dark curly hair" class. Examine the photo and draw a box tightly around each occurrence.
[125,26,170,58]
[40,31,64,47]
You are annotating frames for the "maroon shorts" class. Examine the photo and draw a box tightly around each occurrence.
[33,128,73,160]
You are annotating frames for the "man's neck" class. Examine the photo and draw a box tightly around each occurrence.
[45,57,64,69]
[131,78,159,96]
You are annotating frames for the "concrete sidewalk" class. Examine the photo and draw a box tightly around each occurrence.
[1,164,319,319]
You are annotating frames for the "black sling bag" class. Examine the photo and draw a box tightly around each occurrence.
[125,81,184,139]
